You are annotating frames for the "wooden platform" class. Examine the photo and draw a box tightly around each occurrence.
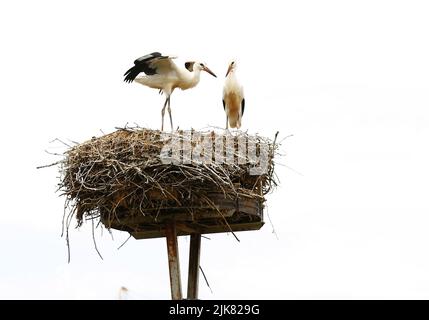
[101,193,264,239]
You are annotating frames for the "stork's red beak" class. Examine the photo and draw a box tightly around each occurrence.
[202,65,217,78]
[226,64,235,77]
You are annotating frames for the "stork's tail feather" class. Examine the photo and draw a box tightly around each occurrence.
[123,66,141,83]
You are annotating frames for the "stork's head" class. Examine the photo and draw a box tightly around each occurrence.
[226,61,236,77]
[185,61,217,77]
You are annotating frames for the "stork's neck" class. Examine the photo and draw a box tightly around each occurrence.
[225,71,238,84]
[191,68,201,83]
[180,68,201,90]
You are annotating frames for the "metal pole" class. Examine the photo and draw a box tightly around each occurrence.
[165,223,182,300]
[187,233,201,300]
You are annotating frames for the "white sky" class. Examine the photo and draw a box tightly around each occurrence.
[1,0,429,299]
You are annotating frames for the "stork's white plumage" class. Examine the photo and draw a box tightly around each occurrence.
[223,61,245,129]
[124,52,217,131]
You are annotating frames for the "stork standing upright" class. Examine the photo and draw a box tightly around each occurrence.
[124,52,217,131]
[223,61,245,129]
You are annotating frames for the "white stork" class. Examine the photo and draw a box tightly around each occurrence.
[222,61,245,129]
[124,52,217,131]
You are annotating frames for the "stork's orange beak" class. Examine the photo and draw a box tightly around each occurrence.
[225,63,234,77]
[202,65,217,78]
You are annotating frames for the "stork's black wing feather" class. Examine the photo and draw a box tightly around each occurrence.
[241,98,245,116]
[123,52,168,83]
[134,52,162,65]
[123,65,145,83]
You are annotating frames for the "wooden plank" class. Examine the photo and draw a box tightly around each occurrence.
[132,221,264,239]
[187,233,201,300]
[130,229,167,239]
[102,196,264,232]
[200,221,264,234]
[176,222,202,234]
[108,209,237,227]
[165,223,182,300]
[107,205,262,230]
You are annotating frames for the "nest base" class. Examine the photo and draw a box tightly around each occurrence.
[102,193,264,239]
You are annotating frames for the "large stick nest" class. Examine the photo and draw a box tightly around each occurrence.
[59,127,279,228]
